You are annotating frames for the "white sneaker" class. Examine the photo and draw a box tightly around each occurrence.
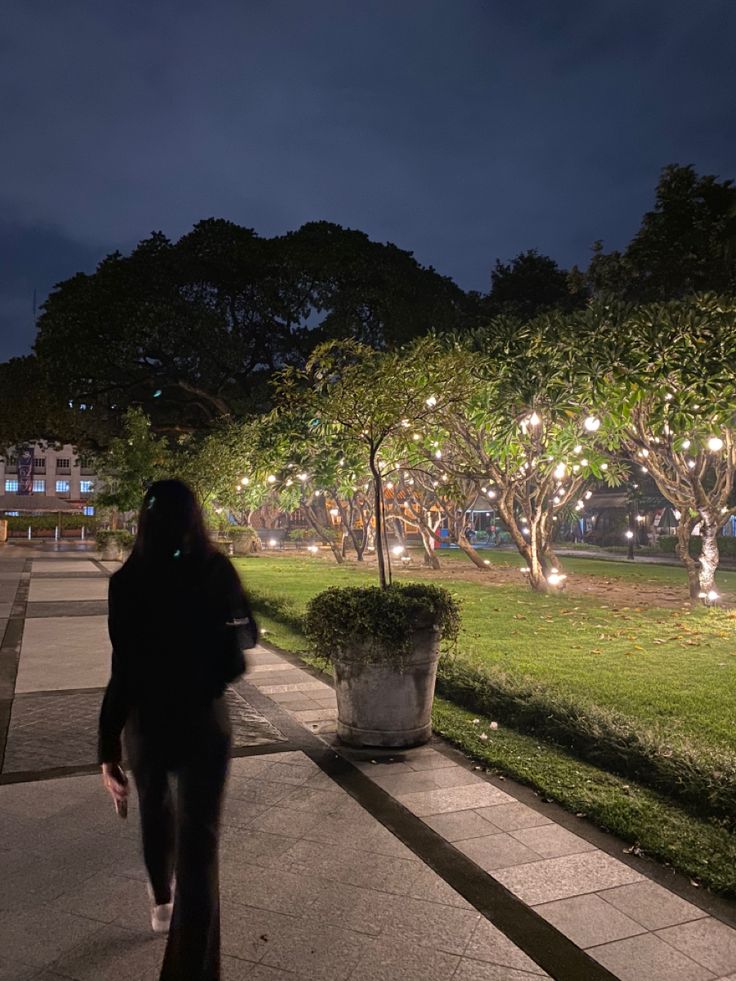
[146,880,175,934]
[151,901,173,934]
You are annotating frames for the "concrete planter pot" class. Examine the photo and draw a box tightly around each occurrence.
[100,543,123,561]
[332,626,441,748]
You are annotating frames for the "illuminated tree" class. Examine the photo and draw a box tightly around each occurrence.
[427,320,623,593]
[586,295,736,602]
[276,338,471,587]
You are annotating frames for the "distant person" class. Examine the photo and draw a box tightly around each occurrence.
[98,479,257,981]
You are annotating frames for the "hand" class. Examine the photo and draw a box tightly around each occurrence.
[101,762,129,806]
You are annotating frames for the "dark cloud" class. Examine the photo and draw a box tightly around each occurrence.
[2,0,735,359]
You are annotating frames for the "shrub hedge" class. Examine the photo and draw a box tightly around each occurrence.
[657,534,736,558]
[3,514,98,533]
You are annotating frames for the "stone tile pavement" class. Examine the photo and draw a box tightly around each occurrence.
[0,545,735,980]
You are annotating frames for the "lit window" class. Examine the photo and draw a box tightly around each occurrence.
[4,511,19,516]
[55,480,70,494]
[4,479,18,493]
[80,480,94,494]
[83,506,95,516]
[32,479,46,493]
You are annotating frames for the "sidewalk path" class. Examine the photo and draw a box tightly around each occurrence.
[0,547,735,981]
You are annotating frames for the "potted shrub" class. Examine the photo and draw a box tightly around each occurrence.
[230,525,261,555]
[304,583,460,748]
[96,529,134,561]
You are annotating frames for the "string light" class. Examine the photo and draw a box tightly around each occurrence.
[554,463,566,480]
[707,436,724,452]
[241,477,250,485]
[267,475,277,484]
[584,415,601,432]
[681,439,691,450]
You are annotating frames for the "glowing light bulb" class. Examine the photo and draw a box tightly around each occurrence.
[267,475,277,484]
[241,477,250,485]
[554,463,566,480]
[681,439,691,450]
[625,530,634,539]
[584,415,601,432]
[707,436,724,452]
[529,412,541,426]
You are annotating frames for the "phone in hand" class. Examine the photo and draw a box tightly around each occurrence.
[109,764,129,820]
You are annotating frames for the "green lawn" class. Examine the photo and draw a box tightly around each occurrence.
[237,553,736,755]
[432,545,736,591]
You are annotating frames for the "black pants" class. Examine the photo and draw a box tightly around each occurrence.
[126,698,231,981]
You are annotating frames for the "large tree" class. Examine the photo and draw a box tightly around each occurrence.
[485,250,588,320]
[588,164,736,301]
[34,219,472,441]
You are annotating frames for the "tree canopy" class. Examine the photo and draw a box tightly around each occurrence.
[33,219,472,441]
[588,165,736,301]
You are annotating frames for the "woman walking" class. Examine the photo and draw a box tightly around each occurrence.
[98,480,257,980]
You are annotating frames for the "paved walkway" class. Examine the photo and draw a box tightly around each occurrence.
[1,546,735,981]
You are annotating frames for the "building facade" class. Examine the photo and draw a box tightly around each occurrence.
[0,443,97,514]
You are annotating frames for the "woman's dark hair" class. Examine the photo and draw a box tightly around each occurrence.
[132,479,213,564]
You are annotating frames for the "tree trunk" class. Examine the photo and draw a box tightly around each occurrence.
[419,525,441,569]
[456,530,489,569]
[674,516,700,602]
[369,451,389,588]
[698,520,720,600]
[304,508,344,565]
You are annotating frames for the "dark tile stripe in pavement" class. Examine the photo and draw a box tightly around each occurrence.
[0,558,31,774]
[25,600,110,618]
[31,572,109,579]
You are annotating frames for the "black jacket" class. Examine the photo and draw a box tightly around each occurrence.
[98,549,257,764]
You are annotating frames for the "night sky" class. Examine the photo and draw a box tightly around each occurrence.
[2,0,735,360]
